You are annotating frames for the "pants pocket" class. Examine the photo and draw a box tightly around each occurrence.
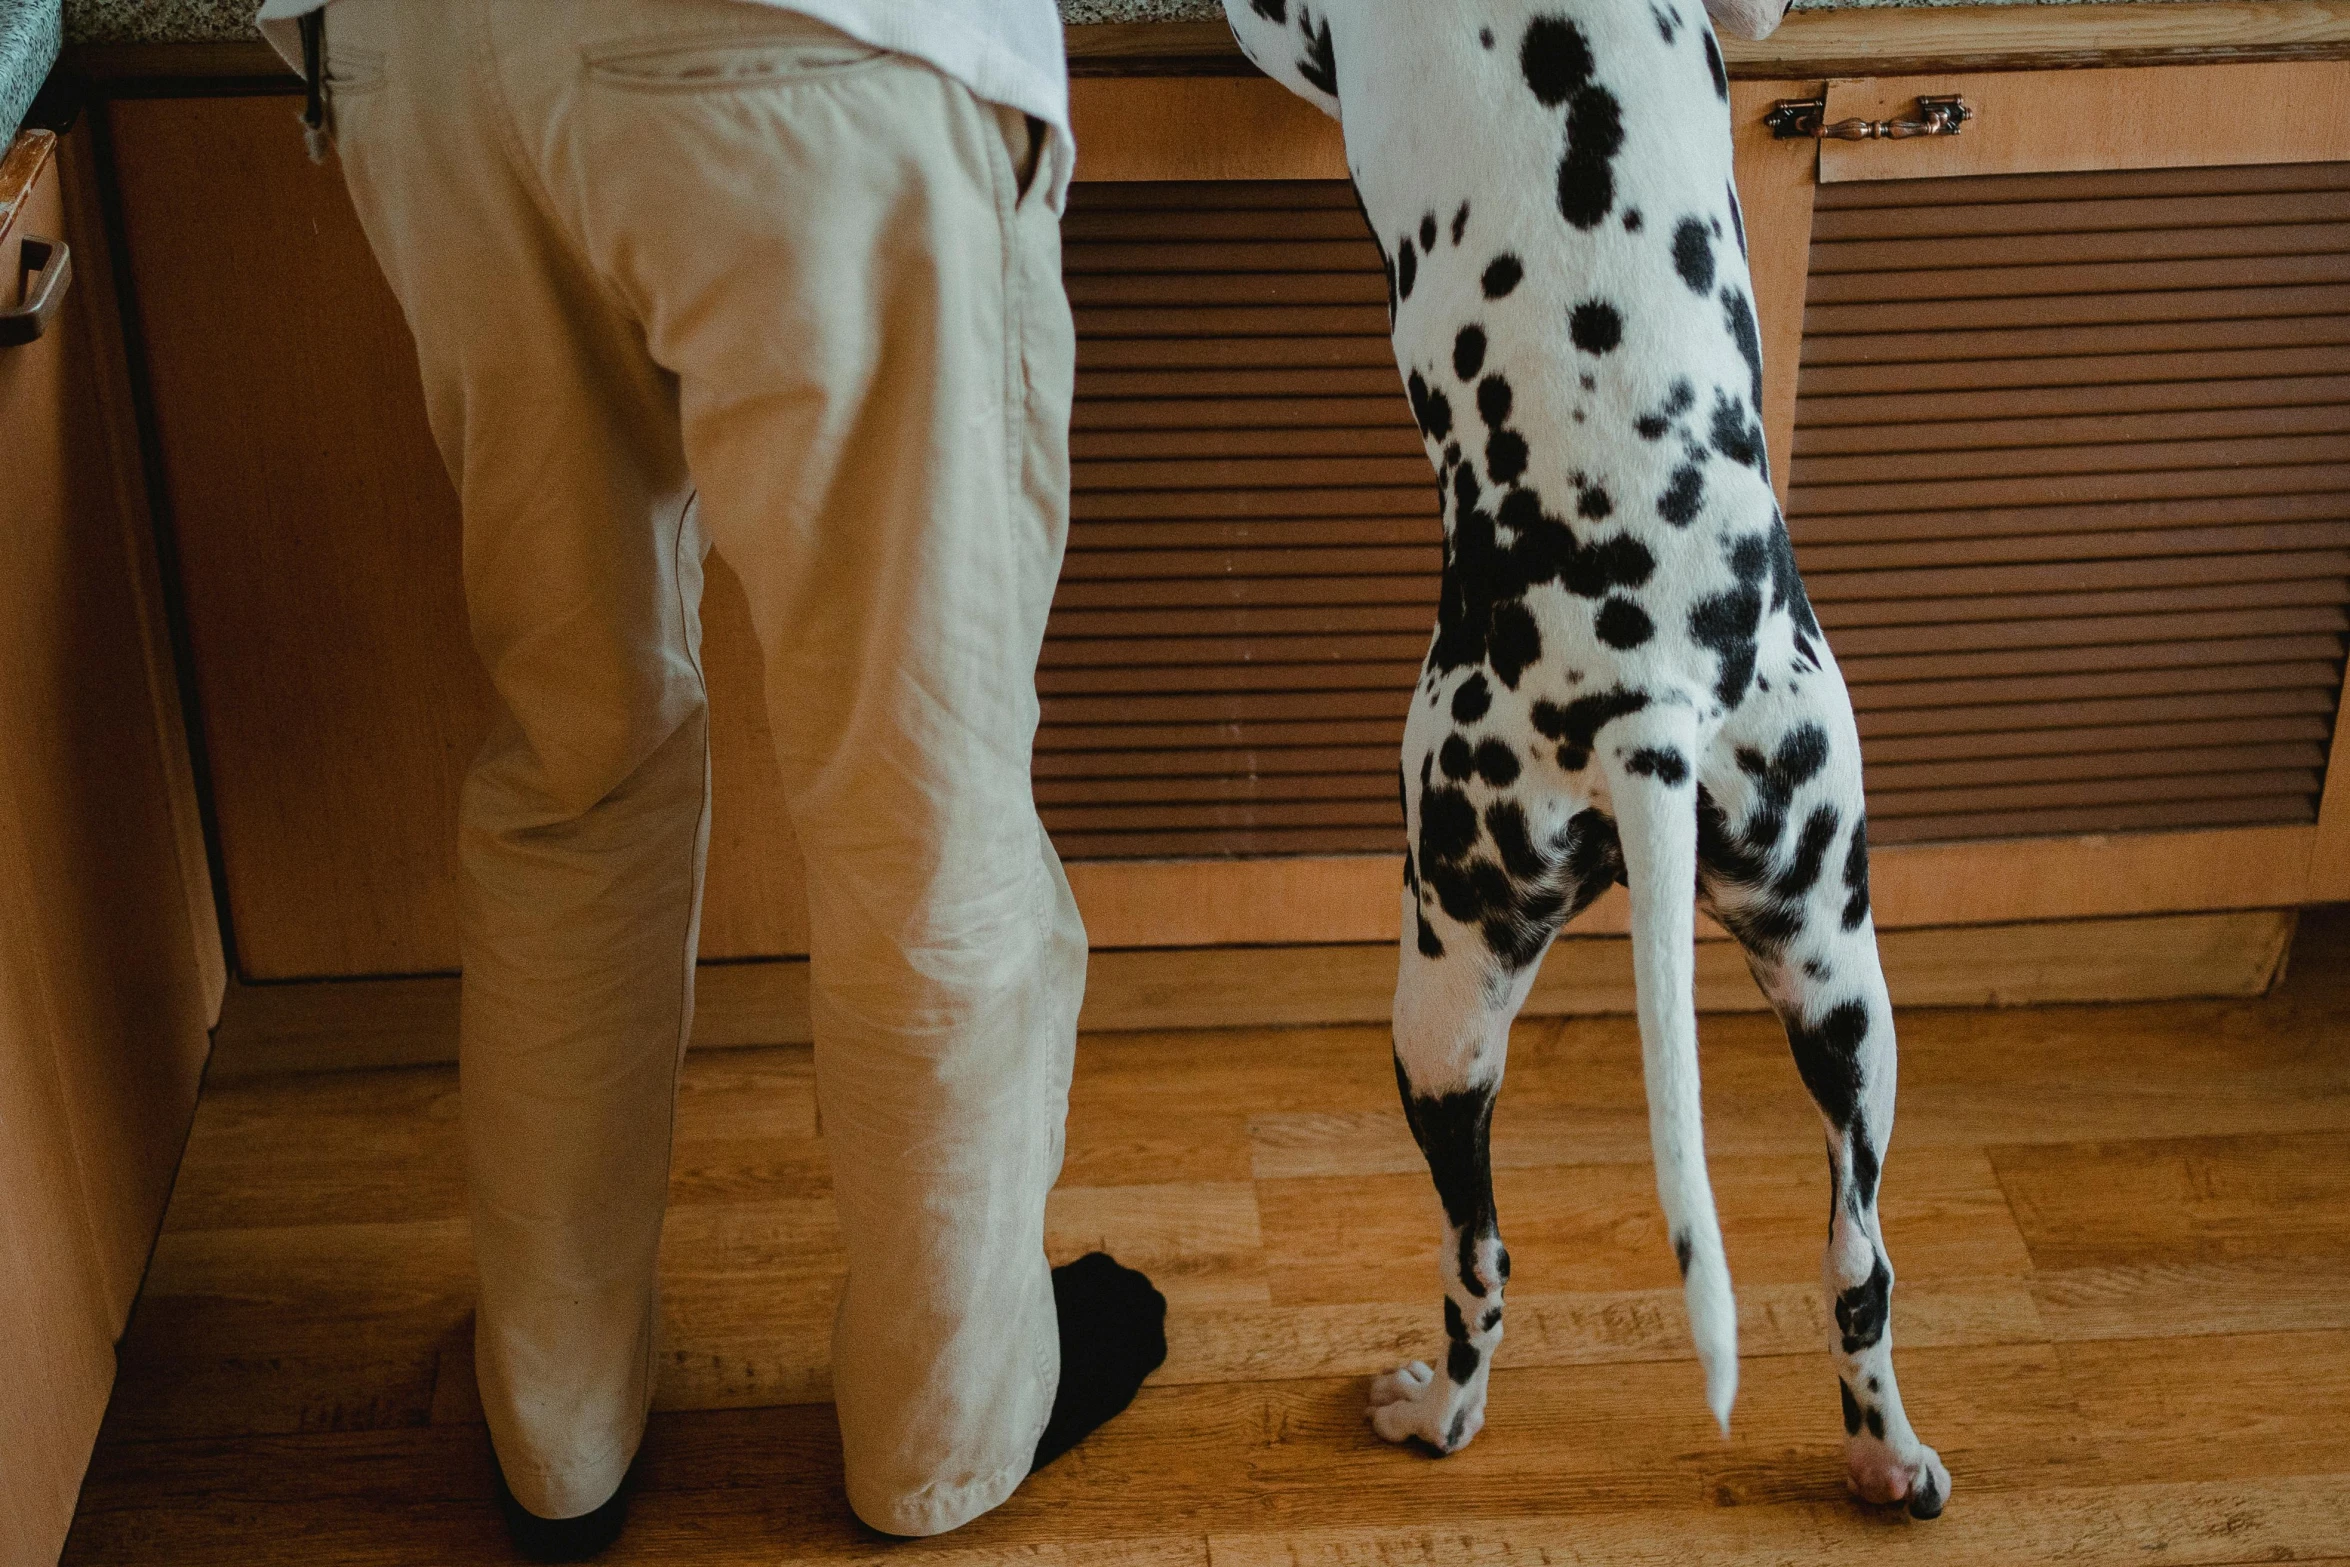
[583,30,887,92]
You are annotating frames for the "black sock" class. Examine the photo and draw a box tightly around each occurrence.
[489,1447,632,1563]
[1030,1251,1168,1473]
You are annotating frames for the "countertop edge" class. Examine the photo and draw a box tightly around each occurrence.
[48,0,2350,93]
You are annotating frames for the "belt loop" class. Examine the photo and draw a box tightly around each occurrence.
[299,9,331,163]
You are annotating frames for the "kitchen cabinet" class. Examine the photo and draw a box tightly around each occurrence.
[0,124,222,1567]
[71,11,2350,1004]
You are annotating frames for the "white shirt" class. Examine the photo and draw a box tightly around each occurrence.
[255,0,1075,207]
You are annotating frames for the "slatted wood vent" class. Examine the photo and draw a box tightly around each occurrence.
[1043,169,2350,858]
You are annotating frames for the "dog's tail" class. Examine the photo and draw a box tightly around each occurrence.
[1603,722,1738,1432]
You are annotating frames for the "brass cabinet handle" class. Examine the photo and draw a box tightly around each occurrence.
[1766,94,1973,141]
[1,235,73,348]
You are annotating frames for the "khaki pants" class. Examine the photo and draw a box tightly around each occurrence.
[322,0,1085,1535]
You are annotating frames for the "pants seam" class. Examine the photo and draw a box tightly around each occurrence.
[648,488,711,1418]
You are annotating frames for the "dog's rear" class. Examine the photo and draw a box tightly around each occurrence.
[1227,0,1948,1517]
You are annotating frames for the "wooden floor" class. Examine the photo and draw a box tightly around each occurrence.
[66,912,2350,1564]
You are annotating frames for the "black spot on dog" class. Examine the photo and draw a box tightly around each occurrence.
[1448,1337,1481,1386]
[1478,374,1513,428]
[1532,686,1648,772]
[1482,801,1547,883]
[1623,207,1644,232]
[1420,212,1439,252]
[1688,550,1772,706]
[1558,85,1625,229]
[1251,0,1285,20]
[1446,1406,1473,1449]
[1407,371,1452,443]
[1701,27,1728,98]
[1480,26,1495,48]
[1395,1059,1500,1300]
[1474,738,1522,787]
[1626,745,1689,785]
[1710,388,1766,469]
[1440,735,1477,781]
[1519,14,1594,105]
[1850,1121,1881,1209]
[1775,804,1842,901]
[1569,299,1622,353]
[1420,783,1481,865]
[1454,326,1487,382]
[1486,429,1529,486]
[1652,3,1677,42]
[1776,723,1831,790]
[1658,464,1705,526]
[1596,596,1654,649]
[1673,217,1716,294]
[1789,999,1870,1129]
[1864,1404,1886,1440]
[1835,1254,1892,1354]
[1726,181,1748,260]
[1478,802,1573,967]
[1842,818,1872,930]
[1452,201,1471,245]
[1451,672,1492,724]
[1721,284,1765,421]
[1397,236,1418,301]
[1909,1470,1947,1520]
[1559,532,1655,599]
[1840,1379,1864,1435]
[1673,1230,1693,1277]
[1445,1296,1471,1342]
[1488,597,1542,684]
[1766,512,1823,639]
[1578,486,1613,520]
[1418,909,1446,958]
[1296,4,1337,95]
[1482,254,1523,298]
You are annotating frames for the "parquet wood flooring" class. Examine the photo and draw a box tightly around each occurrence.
[63,911,2350,1564]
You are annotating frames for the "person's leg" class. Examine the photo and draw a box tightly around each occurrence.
[498,2,1153,1532]
[323,0,704,1531]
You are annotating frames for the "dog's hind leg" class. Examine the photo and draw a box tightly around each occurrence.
[1370,893,1527,1455]
[1698,731,1950,1517]
[1370,748,1612,1454]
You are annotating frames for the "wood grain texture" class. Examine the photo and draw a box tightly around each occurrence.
[63,909,2350,1562]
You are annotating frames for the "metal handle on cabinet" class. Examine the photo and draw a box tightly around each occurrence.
[1766,95,1973,141]
[0,235,73,348]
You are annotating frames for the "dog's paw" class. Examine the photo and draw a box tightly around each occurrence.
[1366,1361,1483,1454]
[1847,1436,1950,1519]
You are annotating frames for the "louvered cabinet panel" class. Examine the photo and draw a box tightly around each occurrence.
[1050,181,1430,859]
[1043,172,2350,859]
[1789,160,2350,846]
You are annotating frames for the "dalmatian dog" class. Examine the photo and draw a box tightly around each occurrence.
[1222,0,1950,1520]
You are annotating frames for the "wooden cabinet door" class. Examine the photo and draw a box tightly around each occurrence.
[0,124,221,1567]
[1777,61,2350,890]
